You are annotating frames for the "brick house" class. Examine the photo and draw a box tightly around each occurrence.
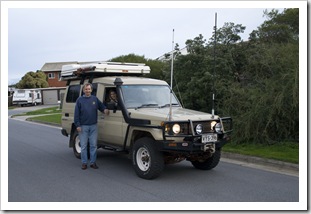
[41,61,104,87]
[40,61,78,87]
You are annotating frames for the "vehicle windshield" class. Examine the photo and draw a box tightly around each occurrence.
[120,85,181,109]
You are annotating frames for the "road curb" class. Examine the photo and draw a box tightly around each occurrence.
[222,151,299,172]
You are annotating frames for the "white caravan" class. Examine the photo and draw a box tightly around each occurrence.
[12,89,42,106]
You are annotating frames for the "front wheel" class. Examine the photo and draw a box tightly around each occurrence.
[191,148,221,170]
[132,137,164,180]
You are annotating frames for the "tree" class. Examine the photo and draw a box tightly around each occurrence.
[218,9,299,144]
[109,53,146,63]
[164,8,299,144]
[185,34,206,54]
[209,22,246,45]
[109,53,166,80]
[16,71,49,89]
[249,8,299,43]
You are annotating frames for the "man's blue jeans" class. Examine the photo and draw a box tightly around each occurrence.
[79,124,98,165]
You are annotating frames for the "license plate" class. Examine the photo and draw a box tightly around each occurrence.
[202,134,217,143]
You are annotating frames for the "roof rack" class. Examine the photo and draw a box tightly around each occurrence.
[60,62,150,81]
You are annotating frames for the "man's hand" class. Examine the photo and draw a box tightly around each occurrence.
[104,109,109,115]
[77,127,81,132]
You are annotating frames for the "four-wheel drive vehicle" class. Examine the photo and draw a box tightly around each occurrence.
[60,62,232,179]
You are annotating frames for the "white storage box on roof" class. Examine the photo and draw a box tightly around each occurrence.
[60,62,150,80]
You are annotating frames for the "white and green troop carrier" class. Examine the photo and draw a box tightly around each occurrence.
[60,62,233,179]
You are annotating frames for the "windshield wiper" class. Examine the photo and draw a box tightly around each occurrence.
[135,104,159,109]
[160,103,179,108]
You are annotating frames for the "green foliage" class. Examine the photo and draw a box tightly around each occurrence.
[210,22,246,44]
[249,8,299,43]
[186,34,206,54]
[162,9,299,145]
[109,53,167,80]
[109,53,146,63]
[16,71,49,89]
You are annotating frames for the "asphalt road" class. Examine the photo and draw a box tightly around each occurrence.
[7,107,299,205]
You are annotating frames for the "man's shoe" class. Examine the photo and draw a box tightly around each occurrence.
[90,163,98,169]
[81,164,87,170]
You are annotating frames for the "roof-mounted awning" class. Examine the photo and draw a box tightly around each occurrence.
[60,62,150,80]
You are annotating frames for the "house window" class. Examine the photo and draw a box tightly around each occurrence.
[48,73,55,79]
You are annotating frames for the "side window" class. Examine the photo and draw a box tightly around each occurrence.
[66,85,81,103]
[91,83,98,96]
[105,87,118,110]
[104,87,117,103]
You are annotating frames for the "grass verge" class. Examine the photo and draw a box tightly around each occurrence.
[223,142,299,164]
[18,106,62,116]
[27,114,62,126]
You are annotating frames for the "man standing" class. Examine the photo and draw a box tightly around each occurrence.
[74,83,109,170]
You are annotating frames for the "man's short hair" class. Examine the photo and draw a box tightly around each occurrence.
[83,83,93,90]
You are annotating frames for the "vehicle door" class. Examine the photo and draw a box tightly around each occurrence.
[97,85,125,147]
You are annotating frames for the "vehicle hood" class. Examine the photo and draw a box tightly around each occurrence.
[128,107,218,125]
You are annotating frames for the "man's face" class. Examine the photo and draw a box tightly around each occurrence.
[83,85,92,97]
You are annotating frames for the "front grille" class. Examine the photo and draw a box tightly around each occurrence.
[163,118,233,138]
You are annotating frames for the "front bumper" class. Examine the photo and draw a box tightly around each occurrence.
[157,134,230,153]
[158,117,232,153]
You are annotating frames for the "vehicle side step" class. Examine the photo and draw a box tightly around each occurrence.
[101,145,126,153]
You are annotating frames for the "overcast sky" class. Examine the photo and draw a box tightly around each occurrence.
[2,1,302,84]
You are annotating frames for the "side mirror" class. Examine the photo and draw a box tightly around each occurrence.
[107,102,118,113]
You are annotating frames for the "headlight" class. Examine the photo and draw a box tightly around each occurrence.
[215,123,222,133]
[172,124,181,134]
[195,124,203,134]
[211,121,217,130]
[211,121,222,133]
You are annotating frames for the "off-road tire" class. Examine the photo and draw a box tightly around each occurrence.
[191,148,221,170]
[132,137,164,180]
[72,130,81,159]
[71,130,90,159]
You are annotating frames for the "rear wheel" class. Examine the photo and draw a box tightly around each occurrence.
[132,137,164,179]
[191,148,221,170]
[72,131,81,159]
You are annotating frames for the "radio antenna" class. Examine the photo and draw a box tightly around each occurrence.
[169,29,174,121]
[212,13,217,118]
